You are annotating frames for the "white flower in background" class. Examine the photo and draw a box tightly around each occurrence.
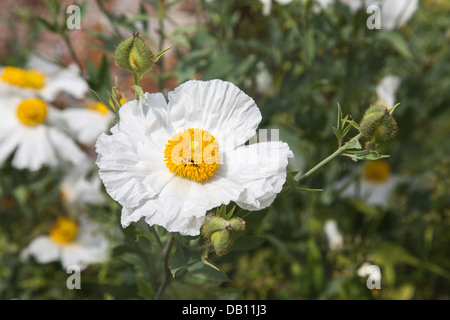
[357,262,381,283]
[0,94,87,171]
[0,55,88,101]
[20,216,110,270]
[255,61,274,95]
[313,0,418,29]
[259,0,293,16]
[376,74,401,109]
[324,219,343,251]
[336,160,400,207]
[61,100,116,146]
[96,79,293,236]
[60,162,107,207]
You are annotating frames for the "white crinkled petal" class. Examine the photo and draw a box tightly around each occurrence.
[167,79,262,151]
[12,126,58,171]
[121,173,244,236]
[40,65,89,100]
[47,126,87,167]
[21,236,61,264]
[0,128,23,165]
[96,93,175,208]
[60,108,114,145]
[381,0,418,30]
[219,141,293,210]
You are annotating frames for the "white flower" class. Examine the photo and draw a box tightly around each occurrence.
[60,162,107,207]
[314,0,418,29]
[96,79,293,236]
[324,219,343,251]
[0,55,88,101]
[259,0,293,16]
[336,160,400,207]
[20,216,110,270]
[376,74,401,108]
[60,100,116,146]
[0,94,87,171]
[357,262,381,283]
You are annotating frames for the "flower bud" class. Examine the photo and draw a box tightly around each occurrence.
[360,104,398,141]
[201,216,228,238]
[201,215,246,256]
[210,229,233,256]
[114,32,155,74]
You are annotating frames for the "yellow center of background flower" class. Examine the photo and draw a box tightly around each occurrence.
[1,66,45,89]
[164,128,220,182]
[16,98,48,126]
[49,217,78,244]
[363,160,391,183]
[88,101,111,116]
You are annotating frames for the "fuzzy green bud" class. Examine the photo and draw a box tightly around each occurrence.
[201,215,246,256]
[201,216,229,238]
[114,32,154,74]
[211,229,233,256]
[360,104,398,141]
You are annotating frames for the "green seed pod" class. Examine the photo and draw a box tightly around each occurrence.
[360,104,398,141]
[201,216,228,238]
[229,217,245,233]
[211,230,233,256]
[114,32,154,74]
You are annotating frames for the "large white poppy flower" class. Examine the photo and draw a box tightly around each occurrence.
[96,79,293,236]
[20,216,110,271]
[0,56,88,101]
[0,94,87,171]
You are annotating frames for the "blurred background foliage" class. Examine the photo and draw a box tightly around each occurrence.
[0,0,449,300]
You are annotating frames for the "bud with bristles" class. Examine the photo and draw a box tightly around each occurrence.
[211,230,233,256]
[114,32,155,74]
[201,215,246,256]
[360,104,398,141]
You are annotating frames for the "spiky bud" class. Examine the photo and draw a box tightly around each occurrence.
[114,32,155,74]
[360,104,398,141]
[201,215,246,256]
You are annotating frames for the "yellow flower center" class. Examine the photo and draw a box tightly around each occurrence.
[164,128,220,182]
[49,217,78,244]
[363,160,391,183]
[88,102,111,116]
[1,66,45,89]
[16,98,48,126]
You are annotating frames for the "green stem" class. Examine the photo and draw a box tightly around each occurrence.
[153,233,174,300]
[295,133,362,182]
[157,0,166,92]
[134,73,143,100]
[61,32,84,75]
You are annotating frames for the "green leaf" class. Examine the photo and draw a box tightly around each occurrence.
[232,235,266,251]
[376,31,412,59]
[136,235,153,253]
[154,46,172,63]
[200,249,221,272]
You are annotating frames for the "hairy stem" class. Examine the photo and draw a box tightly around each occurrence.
[294,133,362,182]
[153,233,174,300]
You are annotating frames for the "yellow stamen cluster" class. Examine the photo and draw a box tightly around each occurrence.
[164,128,220,182]
[49,217,78,244]
[88,102,111,116]
[16,98,48,126]
[363,160,391,183]
[1,66,45,89]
